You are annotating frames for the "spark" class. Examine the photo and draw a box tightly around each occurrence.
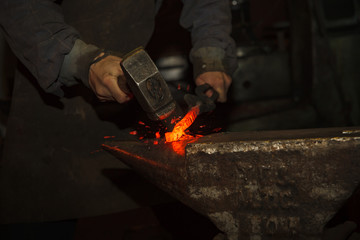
[104,136,115,139]
[171,116,181,124]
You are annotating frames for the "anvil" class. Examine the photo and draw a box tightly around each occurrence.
[103,127,360,240]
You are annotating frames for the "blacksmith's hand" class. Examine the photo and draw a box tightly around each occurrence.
[195,71,232,103]
[89,53,131,103]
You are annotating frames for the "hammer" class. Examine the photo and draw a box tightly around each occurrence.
[120,47,176,121]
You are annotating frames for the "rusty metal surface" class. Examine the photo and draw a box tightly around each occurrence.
[103,127,360,239]
[102,138,190,203]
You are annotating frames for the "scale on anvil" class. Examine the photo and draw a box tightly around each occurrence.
[103,127,360,239]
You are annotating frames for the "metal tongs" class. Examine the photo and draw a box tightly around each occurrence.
[184,83,219,114]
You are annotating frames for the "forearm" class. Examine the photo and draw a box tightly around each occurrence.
[180,0,237,77]
[0,0,79,94]
[59,39,101,89]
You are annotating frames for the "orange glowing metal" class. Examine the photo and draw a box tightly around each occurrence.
[170,135,202,156]
[165,105,200,142]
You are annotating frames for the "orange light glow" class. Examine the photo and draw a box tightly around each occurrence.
[102,144,170,170]
[155,131,161,139]
[165,105,200,142]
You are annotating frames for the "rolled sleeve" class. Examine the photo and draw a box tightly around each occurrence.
[180,0,237,77]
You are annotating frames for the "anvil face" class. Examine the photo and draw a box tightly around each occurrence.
[103,127,360,239]
[102,136,200,199]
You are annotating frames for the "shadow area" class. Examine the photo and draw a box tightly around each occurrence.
[102,168,221,240]
[102,168,176,206]
[325,184,360,234]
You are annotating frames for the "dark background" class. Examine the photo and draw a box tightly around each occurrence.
[0,0,359,239]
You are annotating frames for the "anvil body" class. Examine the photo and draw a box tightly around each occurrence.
[103,127,360,240]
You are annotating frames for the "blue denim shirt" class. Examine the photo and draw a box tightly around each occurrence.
[0,0,236,95]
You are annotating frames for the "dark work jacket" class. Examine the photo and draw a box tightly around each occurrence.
[0,0,236,223]
[0,0,236,94]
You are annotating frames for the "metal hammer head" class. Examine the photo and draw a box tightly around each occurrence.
[120,48,176,121]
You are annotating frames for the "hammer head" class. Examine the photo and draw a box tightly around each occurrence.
[120,48,176,121]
